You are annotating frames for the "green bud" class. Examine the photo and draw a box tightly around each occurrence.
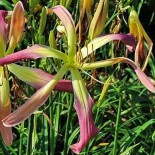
[88,0,108,40]
[49,30,56,49]
[38,7,47,36]
[39,35,45,44]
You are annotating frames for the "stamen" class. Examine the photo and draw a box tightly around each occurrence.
[81,69,116,85]
[81,69,104,84]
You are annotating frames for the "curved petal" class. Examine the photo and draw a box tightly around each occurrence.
[52,5,76,58]
[3,65,68,127]
[81,57,155,93]
[8,63,73,92]
[129,10,153,71]
[0,102,12,145]
[70,95,99,154]
[0,10,8,56]
[70,68,99,154]
[0,44,67,66]
[81,34,136,58]
[0,68,13,144]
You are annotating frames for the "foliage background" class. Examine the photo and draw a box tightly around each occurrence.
[0,0,155,154]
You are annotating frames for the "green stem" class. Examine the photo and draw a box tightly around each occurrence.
[41,114,48,154]
[26,112,34,155]
[63,94,73,155]
[49,92,60,155]
[19,123,24,155]
[19,134,23,155]
[26,60,34,155]
[113,95,122,155]
[50,96,54,155]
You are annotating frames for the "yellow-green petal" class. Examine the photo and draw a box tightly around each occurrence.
[52,5,76,59]
[3,64,68,127]
[129,10,153,71]
[8,63,73,92]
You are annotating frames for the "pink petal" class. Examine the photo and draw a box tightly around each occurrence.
[3,88,50,127]
[8,64,73,92]
[3,85,52,127]
[0,101,13,145]
[70,95,99,154]
[52,5,76,57]
[3,65,68,127]
[0,44,67,65]
[108,57,155,93]
[70,68,99,154]
[82,57,155,93]
[0,10,8,50]
[0,10,7,38]
[81,34,136,58]
[52,5,76,42]
[124,58,155,93]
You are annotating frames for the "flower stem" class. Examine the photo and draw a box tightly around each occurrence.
[25,59,34,154]
[63,94,73,155]
[113,94,122,155]
[26,115,34,155]
[49,96,55,155]
[19,123,24,155]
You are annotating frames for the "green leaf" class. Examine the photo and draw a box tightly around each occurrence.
[120,119,155,151]
[120,143,139,155]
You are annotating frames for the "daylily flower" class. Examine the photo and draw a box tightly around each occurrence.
[0,2,73,145]
[129,10,153,71]
[0,1,25,145]
[1,5,155,154]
